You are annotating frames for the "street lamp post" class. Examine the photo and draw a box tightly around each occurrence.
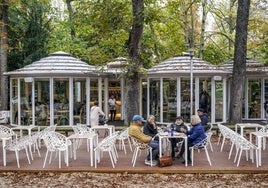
[183,51,194,117]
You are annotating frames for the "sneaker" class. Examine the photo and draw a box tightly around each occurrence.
[145,159,157,166]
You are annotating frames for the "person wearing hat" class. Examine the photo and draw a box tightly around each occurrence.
[169,116,188,160]
[129,114,159,166]
[197,108,211,132]
[176,114,206,164]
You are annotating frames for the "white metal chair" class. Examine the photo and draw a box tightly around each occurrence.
[190,136,212,166]
[116,128,132,154]
[72,123,97,152]
[42,131,71,168]
[130,137,153,167]
[233,134,259,167]
[217,124,233,152]
[38,124,57,148]
[5,135,33,168]
[94,132,119,168]
[206,131,214,152]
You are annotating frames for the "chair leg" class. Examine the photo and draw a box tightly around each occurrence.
[220,137,226,152]
[204,147,212,166]
[59,151,61,169]
[191,148,194,166]
[132,148,138,167]
[25,147,31,165]
[228,142,235,159]
[217,133,222,145]
[15,150,20,168]
[43,150,49,168]
[108,150,115,168]
[149,148,152,167]
[237,149,243,167]
[128,137,133,152]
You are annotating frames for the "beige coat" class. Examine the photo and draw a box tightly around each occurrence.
[128,122,152,143]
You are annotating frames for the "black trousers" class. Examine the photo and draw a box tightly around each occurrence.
[110,110,116,121]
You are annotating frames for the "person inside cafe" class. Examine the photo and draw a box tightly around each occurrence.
[176,114,206,164]
[128,115,159,166]
[36,101,47,126]
[108,95,117,122]
[197,108,211,132]
[90,100,105,127]
[169,116,188,160]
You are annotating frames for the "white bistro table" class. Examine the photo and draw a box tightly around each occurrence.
[0,133,13,166]
[11,124,38,138]
[68,132,98,167]
[158,132,188,167]
[91,125,115,137]
[249,131,268,166]
[235,123,264,137]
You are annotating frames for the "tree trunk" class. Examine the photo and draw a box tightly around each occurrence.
[0,2,9,110]
[66,0,75,38]
[199,0,207,59]
[229,0,250,124]
[124,0,144,125]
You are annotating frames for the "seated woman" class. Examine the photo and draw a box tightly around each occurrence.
[169,116,188,160]
[142,115,160,165]
[176,114,206,163]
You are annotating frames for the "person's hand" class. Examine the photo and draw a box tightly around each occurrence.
[180,127,186,133]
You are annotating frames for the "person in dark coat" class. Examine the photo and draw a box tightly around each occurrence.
[197,108,211,132]
[143,115,158,139]
[169,116,188,159]
[142,115,160,165]
[176,115,207,163]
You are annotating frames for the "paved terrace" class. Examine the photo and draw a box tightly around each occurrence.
[0,122,268,174]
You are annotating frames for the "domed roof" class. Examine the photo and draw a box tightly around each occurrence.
[147,56,230,77]
[5,51,98,77]
[219,58,268,76]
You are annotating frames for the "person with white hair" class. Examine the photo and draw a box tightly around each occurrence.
[176,114,206,164]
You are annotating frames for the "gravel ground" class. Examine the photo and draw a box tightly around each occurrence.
[0,172,267,188]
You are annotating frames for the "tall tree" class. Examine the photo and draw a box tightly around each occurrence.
[124,0,144,125]
[66,0,75,38]
[229,0,250,124]
[0,1,9,110]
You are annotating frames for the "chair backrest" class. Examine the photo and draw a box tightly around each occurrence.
[72,124,92,135]
[39,124,57,139]
[192,136,209,149]
[130,136,150,150]
[116,128,129,139]
[0,125,15,135]
[43,131,69,150]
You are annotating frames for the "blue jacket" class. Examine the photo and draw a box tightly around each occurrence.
[186,123,206,145]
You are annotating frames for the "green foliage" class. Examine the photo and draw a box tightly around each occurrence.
[202,43,230,65]
[5,0,267,70]
[7,0,52,70]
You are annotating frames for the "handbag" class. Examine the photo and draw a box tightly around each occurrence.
[158,156,173,167]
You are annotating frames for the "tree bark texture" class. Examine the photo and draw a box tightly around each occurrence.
[229,0,250,124]
[124,0,144,125]
[0,2,9,110]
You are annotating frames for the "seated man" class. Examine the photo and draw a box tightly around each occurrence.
[169,116,188,160]
[197,108,211,132]
[128,115,159,166]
